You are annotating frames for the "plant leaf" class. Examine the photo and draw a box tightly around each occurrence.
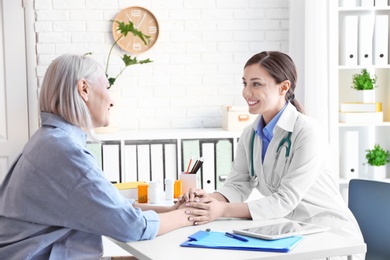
[114,20,151,45]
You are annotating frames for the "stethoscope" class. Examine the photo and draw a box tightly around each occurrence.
[249,129,292,188]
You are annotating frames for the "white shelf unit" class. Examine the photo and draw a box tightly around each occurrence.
[89,128,242,192]
[335,3,390,186]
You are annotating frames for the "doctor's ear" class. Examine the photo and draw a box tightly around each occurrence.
[279,80,291,95]
[77,79,90,102]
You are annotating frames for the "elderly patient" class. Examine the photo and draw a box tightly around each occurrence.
[0,54,204,259]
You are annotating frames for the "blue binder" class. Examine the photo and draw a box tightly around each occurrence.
[180,230,303,253]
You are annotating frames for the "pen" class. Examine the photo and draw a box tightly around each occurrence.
[185,156,193,174]
[191,157,204,174]
[225,232,249,242]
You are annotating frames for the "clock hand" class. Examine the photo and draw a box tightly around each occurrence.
[136,12,146,29]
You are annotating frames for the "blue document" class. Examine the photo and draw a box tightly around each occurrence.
[180,230,303,253]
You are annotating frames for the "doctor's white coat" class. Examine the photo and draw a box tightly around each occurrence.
[217,103,363,241]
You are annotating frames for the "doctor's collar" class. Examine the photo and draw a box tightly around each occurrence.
[256,102,288,140]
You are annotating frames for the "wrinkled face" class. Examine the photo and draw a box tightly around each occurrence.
[242,64,288,124]
[82,74,114,128]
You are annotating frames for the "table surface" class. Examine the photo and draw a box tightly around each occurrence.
[110,218,366,260]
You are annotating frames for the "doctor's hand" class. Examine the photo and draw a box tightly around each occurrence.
[178,188,212,204]
[183,198,227,225]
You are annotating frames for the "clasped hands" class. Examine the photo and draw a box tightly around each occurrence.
[173,188,226,225]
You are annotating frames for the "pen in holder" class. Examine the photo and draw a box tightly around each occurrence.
[179,172,200,194]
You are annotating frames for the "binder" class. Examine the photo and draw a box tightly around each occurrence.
[151,144,164,184]
[360,0,374,6]
[201,142,215,192]
[182,140,200,172]
[340,15,358,66]
[374,15,389,65]
[164,143,178,180]
[340,131,359,180]
[102,142,121,183]
[216,140,233,189]
[358,15,375,66]
[124,144,137,182]
[137,144,151,182]
[339,0,357,7]
[86,142,102,169]
[180,230,303,253]
[375,0,388,6]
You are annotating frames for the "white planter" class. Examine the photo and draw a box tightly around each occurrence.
[367,165,387,179]
[355,89,375,103]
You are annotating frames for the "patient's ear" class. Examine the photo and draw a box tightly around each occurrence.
[78,79,89,102]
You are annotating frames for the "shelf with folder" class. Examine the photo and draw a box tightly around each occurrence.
[87,128,242,192]
[334,2,390,198]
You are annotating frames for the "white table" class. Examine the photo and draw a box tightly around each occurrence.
[109,218,366,260]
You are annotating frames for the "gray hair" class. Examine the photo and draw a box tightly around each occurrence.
[39,54,104,130]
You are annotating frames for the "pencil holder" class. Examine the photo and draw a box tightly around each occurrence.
[179,172,200,194]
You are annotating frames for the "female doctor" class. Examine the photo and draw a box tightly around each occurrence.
[182,51,363,245]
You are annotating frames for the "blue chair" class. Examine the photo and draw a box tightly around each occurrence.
[348,179,390,260]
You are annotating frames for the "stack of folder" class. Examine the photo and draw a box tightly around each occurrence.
[339,102,383,123]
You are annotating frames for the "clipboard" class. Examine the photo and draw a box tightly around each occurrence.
[180,230,303,253]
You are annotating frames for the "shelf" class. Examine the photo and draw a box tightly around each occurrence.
[93,128,243,141]
[335,4,390,184]
[339,177,390,185]
[338,122,390,127]
[339,7,390,11]
[338,65,390,69]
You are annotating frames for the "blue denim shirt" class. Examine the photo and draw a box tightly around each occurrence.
[0,112,159,259]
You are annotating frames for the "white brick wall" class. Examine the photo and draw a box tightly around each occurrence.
[34,0,289,130]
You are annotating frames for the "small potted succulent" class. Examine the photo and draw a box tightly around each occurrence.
[351,69,377,103]
[365,144,389,179]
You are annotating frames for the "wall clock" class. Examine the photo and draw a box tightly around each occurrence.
[112,6,159,54]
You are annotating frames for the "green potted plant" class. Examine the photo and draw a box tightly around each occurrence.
[91,20,153,133]
[365,144,390,179]
[105,20,153,88]
[351,69,377,103]
[86,20,153,88]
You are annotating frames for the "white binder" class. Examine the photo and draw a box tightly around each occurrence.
[360,0,374,6]
[374,0,388,6]
[340,15,358,66]
[339,0,357,7]
[164,143,178,181]
[340,131,359,180]
[137,144,151,182]
[151,144,164,185]
[201,142,215,193]
[374,15,389,65]
[124,144,137,182]
[102,143,121,183]
[358,15,375,66]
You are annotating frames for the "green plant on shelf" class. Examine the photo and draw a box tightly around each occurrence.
[351,68,377,90]
[365,144,390,166]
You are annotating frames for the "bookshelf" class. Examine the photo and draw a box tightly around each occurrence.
[87,128,242,193]
[335,0,390,189]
